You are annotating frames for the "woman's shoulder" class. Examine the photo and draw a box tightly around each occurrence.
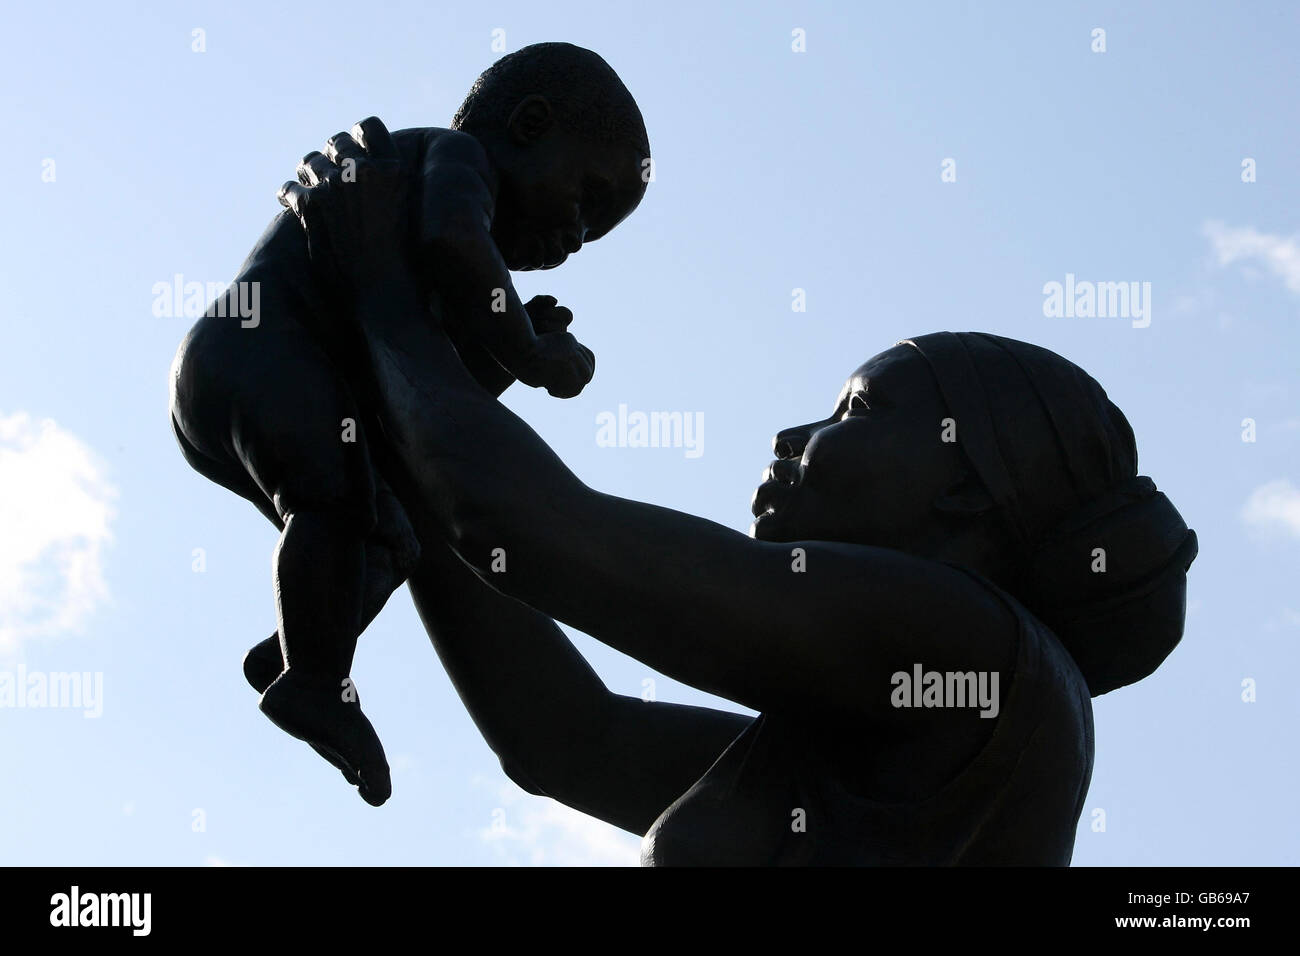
[939,562,1091,691]
[934,562,1095,791]
[835,560,1092,800]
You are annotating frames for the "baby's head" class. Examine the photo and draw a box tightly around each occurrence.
[452,42,650,271]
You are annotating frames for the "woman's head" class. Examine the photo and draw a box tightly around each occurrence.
[752,344,984,556]
[753,332,1197,695]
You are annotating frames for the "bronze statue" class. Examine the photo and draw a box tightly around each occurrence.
[168,44,650,805]
[267,114,1196,864]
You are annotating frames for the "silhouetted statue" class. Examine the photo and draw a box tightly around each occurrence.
[168,44,650,805]
[253,112,1199,864]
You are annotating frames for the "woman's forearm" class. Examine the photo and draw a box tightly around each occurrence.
[404,527,614,792]
[355,273,583,533]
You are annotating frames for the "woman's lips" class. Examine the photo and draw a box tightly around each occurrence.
[751,460,801,517]
[764,459,801,484]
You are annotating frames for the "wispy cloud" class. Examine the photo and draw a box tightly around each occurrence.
[477,781,640,867]
[1242,479,1300,539]
[0,413,116,656]
[1202,221,1300,294]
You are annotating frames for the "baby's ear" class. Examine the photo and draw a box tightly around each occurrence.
[933,470,994,518]
[507,95,554,145]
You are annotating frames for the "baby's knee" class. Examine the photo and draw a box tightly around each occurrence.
[274,478,379,539]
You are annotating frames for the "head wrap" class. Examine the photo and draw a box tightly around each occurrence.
[899,331,1198,696]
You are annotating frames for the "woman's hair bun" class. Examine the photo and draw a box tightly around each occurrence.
[1021,476,1198,696]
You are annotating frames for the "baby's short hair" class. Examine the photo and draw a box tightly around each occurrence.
[452,42,649,160]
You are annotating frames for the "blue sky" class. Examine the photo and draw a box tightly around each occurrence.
[1,0,1296,865]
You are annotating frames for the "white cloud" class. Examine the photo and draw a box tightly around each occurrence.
[1242,479,1300,539]
[477,781,641,867]
[0,412,116,655]
[390,752,417,774]
[1202,221,1300,294]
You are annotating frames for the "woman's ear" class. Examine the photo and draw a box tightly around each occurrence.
[507,95,554,145]
[933,471,994,518]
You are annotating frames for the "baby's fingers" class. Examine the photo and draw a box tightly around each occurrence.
[537,308,574,336]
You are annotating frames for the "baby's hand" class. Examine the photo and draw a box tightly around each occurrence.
[516,331,596,398]
[514,296,595,398]
[523,294,574,336]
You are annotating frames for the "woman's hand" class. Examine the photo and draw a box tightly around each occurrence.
[278,116,412,300]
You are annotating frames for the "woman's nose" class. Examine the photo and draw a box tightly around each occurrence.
[773,425,810,460]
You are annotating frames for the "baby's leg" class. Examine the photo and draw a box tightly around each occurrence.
[244,472,420,691]
[348,473,421,672]
[257,510,395,804]
[171,300,392,803]
[274,510,366,675]
[243,377,396,804]
[259,506,392,802]
[240,512,390,796]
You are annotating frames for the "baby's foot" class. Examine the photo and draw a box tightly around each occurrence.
[243,637,361,787]
[258,670,391,806]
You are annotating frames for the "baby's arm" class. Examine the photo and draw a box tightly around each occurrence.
[415,131,593,398]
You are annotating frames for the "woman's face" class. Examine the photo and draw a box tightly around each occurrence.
[751,345,967,552]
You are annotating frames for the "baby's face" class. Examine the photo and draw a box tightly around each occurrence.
[491,132,646,271]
